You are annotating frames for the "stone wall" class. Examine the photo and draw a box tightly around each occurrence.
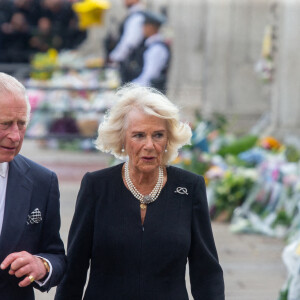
[199,0,273,133]
[269,0,300,138]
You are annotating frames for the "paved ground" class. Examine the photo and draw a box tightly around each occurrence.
[19,140,286,300]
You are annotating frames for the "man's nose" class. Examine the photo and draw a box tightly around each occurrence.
[8,123,21,142]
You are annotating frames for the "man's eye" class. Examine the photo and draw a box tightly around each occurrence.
[0,122,10,129]
[18,122,26,129]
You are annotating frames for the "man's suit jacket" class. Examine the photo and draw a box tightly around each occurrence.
[0,154,66,300]
[55,163,224,300]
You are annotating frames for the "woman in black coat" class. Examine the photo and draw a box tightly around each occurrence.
[55,84,225,300]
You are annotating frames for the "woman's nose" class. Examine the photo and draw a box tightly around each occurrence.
[144,136,154,149]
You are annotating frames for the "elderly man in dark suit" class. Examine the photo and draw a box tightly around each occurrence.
[0,72,66,299]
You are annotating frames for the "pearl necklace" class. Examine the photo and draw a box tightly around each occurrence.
[124,161,164,209]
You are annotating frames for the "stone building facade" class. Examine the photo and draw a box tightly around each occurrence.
[103,0,299,137]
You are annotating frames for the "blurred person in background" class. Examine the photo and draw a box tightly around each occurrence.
[29,17,63,52]
[0,72,66,299]
[0,0,85,63]
[0,0,14,61]
[121,11,171,93]
[55,84,225,300]
[0,12,31,62]
[14,0,41,28]
[0,0,14,25]
[106,0,145,64]
[0,0,41,62]
[41,0,86,49]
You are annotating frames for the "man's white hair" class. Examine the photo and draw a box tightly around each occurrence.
[0,72,31,124]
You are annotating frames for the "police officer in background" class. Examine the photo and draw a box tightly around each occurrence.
[121,11,171,94]
[107,0,145,63]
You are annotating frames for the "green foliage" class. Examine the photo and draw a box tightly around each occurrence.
[211,171,255,221]
[178,149,211,176]
[217,135,258,157]
[58,139,81,151]
[225,154,255,168]
[277,278,291,300]
[272,209,293,228]
[210,112,228,133]
[194,110,228,133]
[285,145,300,162]
[278,289,288,300]
[30,49,58,80]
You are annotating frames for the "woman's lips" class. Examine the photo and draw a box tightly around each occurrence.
[142,156,155,160]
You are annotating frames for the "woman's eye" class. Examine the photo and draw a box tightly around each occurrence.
[154,133,164,138]
[134,133,144,138]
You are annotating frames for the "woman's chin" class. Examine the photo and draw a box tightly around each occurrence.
[137,162,160,173]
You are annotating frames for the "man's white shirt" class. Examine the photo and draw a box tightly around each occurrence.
[109,3,145,62]
[0,162,52,286]
[0,162,8,237]
[133,33,169,87]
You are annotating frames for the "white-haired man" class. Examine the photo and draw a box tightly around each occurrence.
[0,72,66,300]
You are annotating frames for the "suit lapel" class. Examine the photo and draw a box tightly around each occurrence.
[0,156,32,256]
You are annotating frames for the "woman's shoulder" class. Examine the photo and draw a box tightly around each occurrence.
[84,163,123,182]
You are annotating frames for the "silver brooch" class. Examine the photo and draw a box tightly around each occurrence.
[174,187,188,195]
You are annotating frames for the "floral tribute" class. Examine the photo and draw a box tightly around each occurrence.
[173,113,300,299]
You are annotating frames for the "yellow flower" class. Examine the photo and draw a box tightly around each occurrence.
[260,136,281,150]
[204,176,209,185]
[73,0,110,30]
[172,156,182,165]
[262,25,273,58]
[183,158,192,165]
[224,170,232,178]
[47,48,58,60]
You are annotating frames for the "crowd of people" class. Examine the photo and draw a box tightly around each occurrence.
[0,0,86,63]
[0,0,171,91]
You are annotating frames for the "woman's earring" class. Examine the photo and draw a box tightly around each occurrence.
[165,148,168,153]
[121,147,125,153]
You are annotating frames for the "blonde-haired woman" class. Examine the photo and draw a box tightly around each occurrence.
[55,85,225,300]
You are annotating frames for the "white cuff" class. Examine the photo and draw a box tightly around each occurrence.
[34,256,53,286]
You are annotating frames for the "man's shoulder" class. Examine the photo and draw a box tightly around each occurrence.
[13,154,54,177]
[128,3,145,16]
[148,39,171,52]
[127,9,145,23]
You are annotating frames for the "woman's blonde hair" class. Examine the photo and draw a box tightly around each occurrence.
[95,84,192,165]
